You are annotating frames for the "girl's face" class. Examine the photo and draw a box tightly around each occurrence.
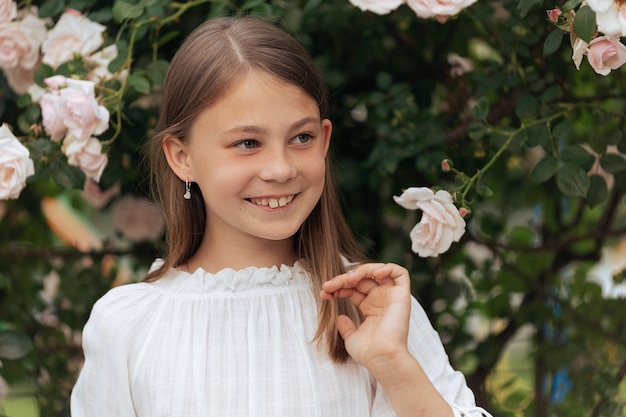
[173,71,331,249]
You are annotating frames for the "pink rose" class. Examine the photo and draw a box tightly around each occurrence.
[40,92,67,141]
[63,135,108,182]
[0,0,17,22]
[2,63,36,94]
[547,8,562,24]
[40,76,110,141]
[587,35,626,75]
[0,14,47,70]
[348,0,404,14]
[41,10,105,69]
[85,44,121,82]
[406,0,477,20]
[111,195,165,242]
[394,187,466,257]
[572,37,588,70]
[0,123,34,200]
[59,82,109,140]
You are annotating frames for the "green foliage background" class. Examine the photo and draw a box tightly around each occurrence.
[1,0,626,416]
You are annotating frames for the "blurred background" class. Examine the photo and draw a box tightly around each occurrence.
[1,0,625,416]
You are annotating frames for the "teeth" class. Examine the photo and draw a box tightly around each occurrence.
[251,195,294,208]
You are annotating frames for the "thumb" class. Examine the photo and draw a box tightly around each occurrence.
[336,314,357,341]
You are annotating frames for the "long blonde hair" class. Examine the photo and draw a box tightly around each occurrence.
[145,16,367,362]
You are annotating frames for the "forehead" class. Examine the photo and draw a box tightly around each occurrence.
[192,70,321,132]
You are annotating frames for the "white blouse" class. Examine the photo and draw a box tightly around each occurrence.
[71,260,488,417]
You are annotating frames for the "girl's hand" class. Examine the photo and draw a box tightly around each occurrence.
[320,263,412,371]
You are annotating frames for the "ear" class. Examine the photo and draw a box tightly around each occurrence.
[321,119,332,156]
[162,134,195,182]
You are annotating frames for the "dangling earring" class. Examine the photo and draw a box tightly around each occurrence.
[183,178,191,200]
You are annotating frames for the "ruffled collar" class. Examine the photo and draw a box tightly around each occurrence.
[147,259,311,294]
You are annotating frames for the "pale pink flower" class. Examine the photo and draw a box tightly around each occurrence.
[406,0,477,20]
[40,76,110,141]
[394,187,466,257]
[63,135,108,182]
[58,81,109,140]
[3,63,36,94]
[348,0,404,14]
[0,14,47,70]
[40,92,67,141]
[82,178,120,208]
[572,37,588,70]
[85,44,122,82]
[587,35,626,75]
[41,9,105,69]
[112,195,165,242]
[0,0,17,22]
[0,123,34,200]
[587,0,626,36]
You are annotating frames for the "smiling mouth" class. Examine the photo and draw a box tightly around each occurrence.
[248,195,295,209]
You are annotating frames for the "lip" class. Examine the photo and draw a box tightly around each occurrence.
[247,194,297,209]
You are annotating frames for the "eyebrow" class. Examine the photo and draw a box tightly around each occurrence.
[223,117,320,135]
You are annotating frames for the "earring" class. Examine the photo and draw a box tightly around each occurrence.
[183,178,191,200]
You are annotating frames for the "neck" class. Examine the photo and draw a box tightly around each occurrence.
[182,235,298,274]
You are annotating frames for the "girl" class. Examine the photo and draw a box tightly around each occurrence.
[71,16,490,417]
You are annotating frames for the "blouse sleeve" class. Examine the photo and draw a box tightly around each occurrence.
[371,296,491,417]
[70,291,137,416]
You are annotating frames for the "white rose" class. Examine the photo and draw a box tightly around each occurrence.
[3,63,36,94]
[85,44,120,82]
[0,14,47,70]
[587,0,626,36]
[348,0,404,14]
[0,123,34,200]
[393,187,466,257]
[59,81,109,140]
[0,0,17,23]
[406,0,477,20]
[41,9,106,69]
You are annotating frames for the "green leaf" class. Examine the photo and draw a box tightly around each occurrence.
[559,145,594,165]
[563,0,583,11]
[476,184,494,197]
[112,1,145,22]
[599,153,626,173]
[524,124,550,148]
[518,0,543,17]
[515,93,538,119]
[573,5,597,43]
[467,123,487,140]
[556,164,590,197]
[586,175,608,207]
[108,40,128,73]
[543,29,565,57]
[128,73,151,94]
[531,155,558,183]
[146,60,170,86]
[50,157,85,189]
[0,329,33,360]
[471,98,489,120]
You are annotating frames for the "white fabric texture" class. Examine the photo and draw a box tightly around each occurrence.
[71,259,489,417]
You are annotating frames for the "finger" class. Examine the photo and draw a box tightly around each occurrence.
[322,264,385,293]
[320,288,367,306]
[336,315,357,341]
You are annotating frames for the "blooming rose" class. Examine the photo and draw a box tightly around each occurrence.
[3,63,36,94]
[587,0,626,36]
[40,76,110,141]
[63,135,108,182]
[85,44,121,82]
[0,0,17,22]
[0,13,47,70]
[587,35,626,75]
[41,9,106,69]
[0,123,34,200]
[111,195,165,242]
[394,187,466,257]
[348,0,404,14]
[406,0,477,21]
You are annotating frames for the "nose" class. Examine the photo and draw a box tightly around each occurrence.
[258,146,297,183]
